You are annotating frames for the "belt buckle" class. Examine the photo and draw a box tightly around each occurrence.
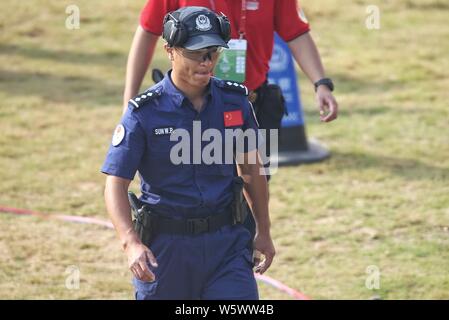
[187,217,209,235]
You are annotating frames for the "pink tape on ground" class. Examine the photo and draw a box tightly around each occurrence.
[0,205,310,300]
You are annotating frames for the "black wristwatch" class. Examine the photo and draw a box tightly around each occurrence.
[314,78,334,92]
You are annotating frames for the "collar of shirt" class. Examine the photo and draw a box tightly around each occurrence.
[161,70,214,110]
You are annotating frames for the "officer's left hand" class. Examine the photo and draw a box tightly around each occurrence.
[253,232,276,274]
[316,86,338,122]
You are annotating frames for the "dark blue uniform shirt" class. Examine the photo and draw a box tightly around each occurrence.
[102,71,259,219]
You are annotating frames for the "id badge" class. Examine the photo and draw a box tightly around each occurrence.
[214,39,247,83]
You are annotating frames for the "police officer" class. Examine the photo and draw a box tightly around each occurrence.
[102,7,274,300]
[123,0,338,251]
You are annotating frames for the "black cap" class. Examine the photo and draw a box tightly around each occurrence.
[165,6,229,50]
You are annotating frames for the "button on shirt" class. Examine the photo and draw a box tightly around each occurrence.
[101,71,259,219]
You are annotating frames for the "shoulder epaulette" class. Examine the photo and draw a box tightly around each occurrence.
[219,80,249,96]
[128,88,162,110]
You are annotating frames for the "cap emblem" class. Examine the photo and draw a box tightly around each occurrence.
[195,15,212,31]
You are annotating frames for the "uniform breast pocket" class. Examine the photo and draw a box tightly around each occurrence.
[148,121,183,153]
[149,135,180,154]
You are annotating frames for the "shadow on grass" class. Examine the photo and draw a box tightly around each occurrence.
[405,1,449,10]
[0,69,122,107]
[331,151,448,181]
[0,42,168,106]
[0,43,125,66]
[298,72,404,117]
[302,105,397,119]
[330,72,401,95]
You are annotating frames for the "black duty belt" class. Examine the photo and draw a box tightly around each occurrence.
[146,208,234,236]
[130,176,247,240]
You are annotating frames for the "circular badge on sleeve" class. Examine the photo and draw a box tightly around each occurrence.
[112,124,125,147]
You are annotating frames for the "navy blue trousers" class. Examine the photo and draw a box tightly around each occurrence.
[133,224,258,300]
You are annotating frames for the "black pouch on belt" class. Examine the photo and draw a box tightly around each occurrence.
[128,192,154,247]
[254,83,287,130]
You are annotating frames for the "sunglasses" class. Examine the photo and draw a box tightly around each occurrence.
[176,46,224,62]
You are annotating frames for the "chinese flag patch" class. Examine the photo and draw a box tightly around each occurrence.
[223,110,243,127]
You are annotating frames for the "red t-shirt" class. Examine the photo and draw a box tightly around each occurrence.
[140,0,310,90]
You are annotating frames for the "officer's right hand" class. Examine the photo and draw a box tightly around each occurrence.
[125,241,158,282]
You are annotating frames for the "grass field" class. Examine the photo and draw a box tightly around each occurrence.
[0,0,448,299]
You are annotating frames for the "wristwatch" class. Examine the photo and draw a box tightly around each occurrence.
[314,78,334,92]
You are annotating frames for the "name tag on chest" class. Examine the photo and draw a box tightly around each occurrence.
[153,127,175,136]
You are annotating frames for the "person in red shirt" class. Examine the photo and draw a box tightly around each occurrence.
[123,0,338,123]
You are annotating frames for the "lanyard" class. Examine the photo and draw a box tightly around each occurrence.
[209,0,216,11]
[239,0,247,39]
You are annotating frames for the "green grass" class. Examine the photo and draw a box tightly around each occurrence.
[1,0,448,299]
